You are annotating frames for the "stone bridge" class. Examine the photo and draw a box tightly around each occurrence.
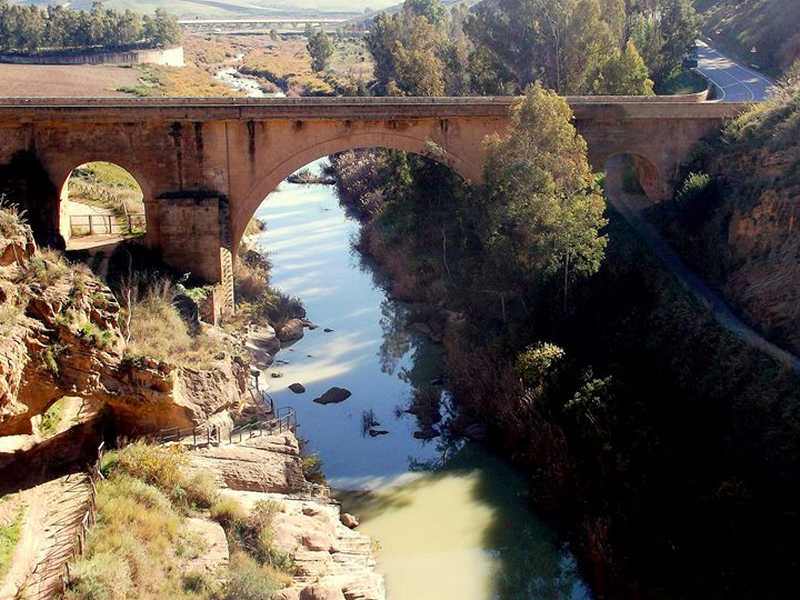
[0,96,746,315]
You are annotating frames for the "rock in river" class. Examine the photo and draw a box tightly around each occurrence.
[277,318,305,343]
[288,383,306,394]
[313,387,352,405]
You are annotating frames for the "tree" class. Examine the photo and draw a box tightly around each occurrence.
[628,0,699,86]
[307,29,333,72]
[143,8,180,48]
[591,40,655,94]
[465,0,631,94]
[365,3,446,96]
[481,83,607,306]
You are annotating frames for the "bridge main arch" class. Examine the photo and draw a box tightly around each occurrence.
[231,130,481,253]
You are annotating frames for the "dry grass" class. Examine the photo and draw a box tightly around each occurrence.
[210,496,293,575]
[102,442,217,512]
[119,64,242,97]
[0,200,28,239]
[66,443,291,600]
[64,473,208,600]
[123,276,234,368]
[0,63,140,97]
[241,38,332,96]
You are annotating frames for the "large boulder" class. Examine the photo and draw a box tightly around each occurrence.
[277,318,305,343]
[313,387,351,405]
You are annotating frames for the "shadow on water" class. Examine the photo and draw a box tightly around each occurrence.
[338,442,590,599]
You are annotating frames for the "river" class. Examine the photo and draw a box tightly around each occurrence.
[253,160,593,600]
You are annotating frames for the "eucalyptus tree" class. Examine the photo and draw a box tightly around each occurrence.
[481,83,608,307]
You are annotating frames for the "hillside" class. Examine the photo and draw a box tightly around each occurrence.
[699,0,800,77]
[654,80,800,354]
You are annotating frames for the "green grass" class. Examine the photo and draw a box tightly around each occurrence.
[38,398,66,438]
[66,443,292,599]
[0,497,25,581]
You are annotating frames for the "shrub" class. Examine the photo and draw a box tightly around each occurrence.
[64,552,132,600]
[102,442,217,511]
[224,552,288,600]
[675,171,712,206]
[515,342,566,389]
[212,497,293,572]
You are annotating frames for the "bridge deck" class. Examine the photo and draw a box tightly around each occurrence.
[0,96,748,123]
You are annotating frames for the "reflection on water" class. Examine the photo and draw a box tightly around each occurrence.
[255,160,592,599]
[340,446,590,600]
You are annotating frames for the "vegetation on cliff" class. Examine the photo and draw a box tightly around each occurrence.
[699,0,800,78]
[654,79,800,353]
[331,76,800,600]
[65,443,291,600]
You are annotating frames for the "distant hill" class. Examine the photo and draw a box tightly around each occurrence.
[698,0,800,77]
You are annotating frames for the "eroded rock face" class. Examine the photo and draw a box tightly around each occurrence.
[0,223,36,267]
[1,226,251,436]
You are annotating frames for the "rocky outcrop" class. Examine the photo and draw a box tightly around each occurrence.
[0,222,36,267]
[705,124,800,353]
[277,319,305,343]
[1,219,251,436]
[246,324,281,368]
[186,432,384,600]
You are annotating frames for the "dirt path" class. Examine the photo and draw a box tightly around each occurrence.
[0,473,92,600]
[605,156,800,373]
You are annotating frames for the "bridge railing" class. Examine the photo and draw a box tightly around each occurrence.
[69,213,145,236]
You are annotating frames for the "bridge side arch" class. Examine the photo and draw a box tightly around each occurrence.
[57,160,150,248]
[606,152,669,203]
[232,130,482,252]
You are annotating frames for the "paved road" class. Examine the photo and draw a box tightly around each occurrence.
[605,156,800,374]
[694,40,775,102]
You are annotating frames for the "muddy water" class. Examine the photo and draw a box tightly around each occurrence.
[254,161,592,600]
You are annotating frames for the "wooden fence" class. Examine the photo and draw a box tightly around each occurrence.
[69,213,145,236]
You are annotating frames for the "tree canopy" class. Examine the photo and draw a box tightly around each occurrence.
[364,0,668,96]
[481,83,608,299]
[307,29,334,72]
[0,1,180,54]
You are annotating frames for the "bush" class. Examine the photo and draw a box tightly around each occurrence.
[225,552,288,600]
[64,552,132,600]
[212,497,293,572]
[103,442,217,511]
[675,171,712,206]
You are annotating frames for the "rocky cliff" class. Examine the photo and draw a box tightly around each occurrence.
[664,84,800,353]
[0,211,251,437]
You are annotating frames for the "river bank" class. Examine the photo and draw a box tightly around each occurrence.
[327,149,800,599]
